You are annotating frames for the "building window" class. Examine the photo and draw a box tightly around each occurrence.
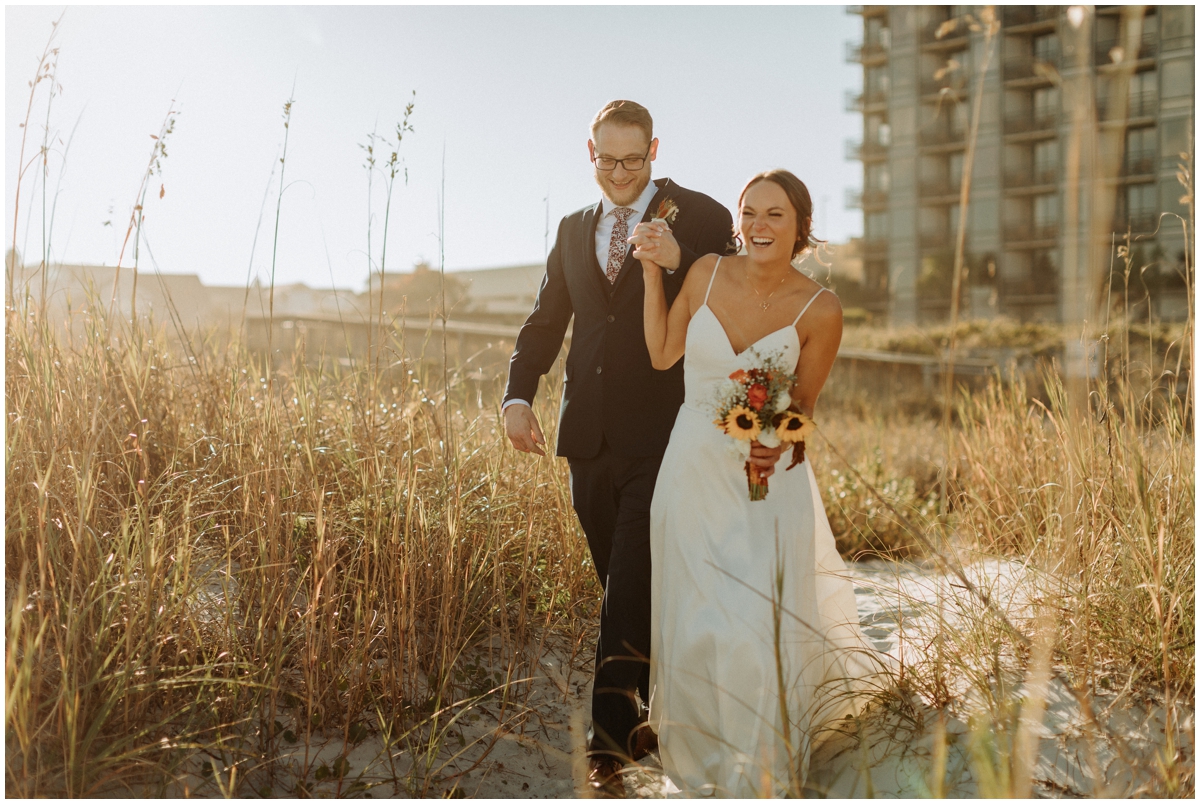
[1162,59,1194,99]
[866,66,890,100]
[1161,118,1194,169]
[1034,194,1059,237]
[1033,33,1059,63]
[1033,87,1059,127]
[1033,140,1058,182]
[1125,127,1157,174]
[1130,69,1159,116]
[949,152,964,188]
[1124,183,1157,230]
[866,211,888,242]
[866,162,890,193]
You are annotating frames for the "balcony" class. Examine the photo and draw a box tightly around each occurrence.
[922,18,969,49]
[1098,89,1159,121]
[1002,6,1060,27]
[1004,108,1059,135]
[846,138,889,161]
[919,231,951,249]
[1004,221,1060,243]
[919,177,961,198]
[1095,32,1159,64]
[1005,166,1059,188]
[920,125,968,147]
[846,40,888,63]
[1115,211,1160,233]
[862,237,890,257]
[1123,148,1157,177]
[1003,54,1059,81]
[846,187,889,209]
[920,75,968,97]
[846,88,888,112]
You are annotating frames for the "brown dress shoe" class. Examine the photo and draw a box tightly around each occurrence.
[586,755,625,798]
[630,725,659,761]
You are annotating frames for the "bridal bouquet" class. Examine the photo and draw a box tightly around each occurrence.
[711,347,815,501]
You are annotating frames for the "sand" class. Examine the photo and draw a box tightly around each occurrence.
[166,559,1192,798]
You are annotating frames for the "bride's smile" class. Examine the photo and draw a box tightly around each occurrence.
[739,179,802,268]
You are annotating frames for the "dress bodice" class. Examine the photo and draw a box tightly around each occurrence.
[681,258,823,415]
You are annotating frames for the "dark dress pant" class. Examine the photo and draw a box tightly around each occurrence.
[568,439,662,760]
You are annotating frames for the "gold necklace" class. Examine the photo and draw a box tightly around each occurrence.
[745,266,789,310]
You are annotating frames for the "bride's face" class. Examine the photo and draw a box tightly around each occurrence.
[738,180,800,264]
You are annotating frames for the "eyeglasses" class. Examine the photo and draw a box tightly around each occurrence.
[592,146,650,172]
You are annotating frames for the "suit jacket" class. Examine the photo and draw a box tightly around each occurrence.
[505,177,734,459]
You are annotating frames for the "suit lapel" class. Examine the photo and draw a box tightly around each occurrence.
[611,178,670,297]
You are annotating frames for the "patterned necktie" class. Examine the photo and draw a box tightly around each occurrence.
[605,207,636,284]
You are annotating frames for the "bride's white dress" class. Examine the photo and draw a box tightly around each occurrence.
[648,259,883,797]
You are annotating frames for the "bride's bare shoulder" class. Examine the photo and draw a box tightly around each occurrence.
[798,278,843,328]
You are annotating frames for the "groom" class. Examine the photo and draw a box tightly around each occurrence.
[504,100,758,795]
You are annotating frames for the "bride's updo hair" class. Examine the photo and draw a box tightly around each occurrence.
[737,169,824,259]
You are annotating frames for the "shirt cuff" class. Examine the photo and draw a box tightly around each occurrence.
[502,398,532,411]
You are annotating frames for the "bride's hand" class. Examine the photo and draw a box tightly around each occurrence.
[749,441,785,479]
[629,221,680,270]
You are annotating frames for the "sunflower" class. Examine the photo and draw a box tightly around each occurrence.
[773,410,815,443]
[716,406,761,441]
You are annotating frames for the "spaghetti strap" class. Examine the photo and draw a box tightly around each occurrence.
[793,287,826,326]
[703,257,722,305]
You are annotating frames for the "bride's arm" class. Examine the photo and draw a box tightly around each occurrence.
[785,291,843,467]
[642,255,711,370]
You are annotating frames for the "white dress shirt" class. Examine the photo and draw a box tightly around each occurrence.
[504,181,661,413]
[593,180,659,276]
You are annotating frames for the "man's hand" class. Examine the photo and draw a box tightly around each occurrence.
[505,404,547,456]
[749,441,786,479]
[629,220,681,271]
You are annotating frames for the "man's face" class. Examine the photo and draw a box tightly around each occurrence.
[588,123,658,207]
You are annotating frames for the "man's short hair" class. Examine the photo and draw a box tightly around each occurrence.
[590,100,653,142]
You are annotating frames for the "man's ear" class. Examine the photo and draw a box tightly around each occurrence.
[588,139,596,161]
[649,137,660,161]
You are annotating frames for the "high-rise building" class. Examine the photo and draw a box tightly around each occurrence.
[847,5,1194,324]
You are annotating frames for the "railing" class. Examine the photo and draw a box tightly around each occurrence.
[920,126,968,146]
[1098,89,1159,120]
[1163,34,1194,52]
[1095,32,1159,64]
[1005,166,1059,187]
[1123,148,1157,176]
[862,237,890,256]
[1003,54,1059,80]
[1004,109,1059,134]
[922,18,968,45]
[845,187,888,209]
[846,40,888,62]
[861,188,889,207]
[1115,211,1160,233]
[846,138,888,160]
[1004,221,1060,241]
[920,231,950,249]
[845,88,888,112]
[919,178,960,196]
[920,76,967,96]
[1002,6,1059,27]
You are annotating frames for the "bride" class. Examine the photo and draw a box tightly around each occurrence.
[636,169,883,797]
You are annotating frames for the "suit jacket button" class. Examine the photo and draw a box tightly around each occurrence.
[595,366,602,375]
[607,314,615,323]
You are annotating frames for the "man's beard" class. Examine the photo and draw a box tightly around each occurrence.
[596,171,651,207]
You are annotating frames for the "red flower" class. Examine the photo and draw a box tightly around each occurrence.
[747,383,769,411]
[729,369,748,382]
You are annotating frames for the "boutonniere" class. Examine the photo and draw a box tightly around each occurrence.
[652,197,680,226]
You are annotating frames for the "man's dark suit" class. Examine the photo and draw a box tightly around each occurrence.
[505,176,733,759]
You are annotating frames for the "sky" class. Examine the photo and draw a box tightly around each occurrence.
[5,5,863,290]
